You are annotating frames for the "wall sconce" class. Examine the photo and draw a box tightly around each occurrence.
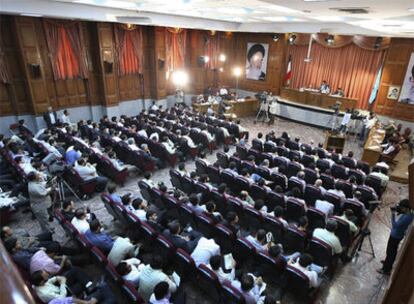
[158,58,165,70]
[103,60,113,74]
[374,37,383,49]
[272,34,280,42]
[28,63,41,78]
[325,35,334,46]
[288,34,297,45]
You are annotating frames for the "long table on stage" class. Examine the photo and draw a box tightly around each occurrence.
[192,98,259,118]
[280,87,358,111]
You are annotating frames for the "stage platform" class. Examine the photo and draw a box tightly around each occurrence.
[389,147,412,184]
[269,97,354,129]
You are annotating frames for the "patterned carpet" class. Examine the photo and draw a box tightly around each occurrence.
[8,116,409,304]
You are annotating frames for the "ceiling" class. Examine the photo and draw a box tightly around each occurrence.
[1,0,414,37]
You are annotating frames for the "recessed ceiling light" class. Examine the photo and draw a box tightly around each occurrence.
[408,8,414,12]
[303,0,339,2]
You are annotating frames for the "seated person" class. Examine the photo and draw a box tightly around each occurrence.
[108,233,141,266]
[204,201,223,223]
[163,221,202,254]
[138,255,178,302]
[65,145,82,166]
[315,199,334,218]
[312,220,342,255]
[232,273,267,304]
[239,190,255,207]
[288,187,307,211]
[146,210,164,232]
[30,244,69,275]
[314,179,327,195]
[327,183,346,202]
[127,197,148,221]
[208,254,236,282]
[71,208,92,234]
[5,237,37,270]
[186,193,206,215]
[61,200,76,221]
[223,212,241,237]
[142,171,156,188]
[332,88,344,97]
[116,258,143,287]
[289,253,323,288]
[336,209,359,235]
[269,206,288,228]
[84,219,115,254]
[289,171,306,193]
[107,151,125,172]
[107,184,122,204]
[319,80,330,94]
[74,158,108,192]
[177,162,189,177]
[191,236,221,266]
[246,229,271,253]
[369,166,389,188]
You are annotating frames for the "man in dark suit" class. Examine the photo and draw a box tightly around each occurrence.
[163,221,201,253]
[43,106,58,128]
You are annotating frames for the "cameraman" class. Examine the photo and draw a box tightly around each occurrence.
[28,171,54,234]
[378,199,413,275]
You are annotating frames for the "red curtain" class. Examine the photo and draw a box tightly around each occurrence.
[287,43,386,109]
[114,24,143,75]
[205,31,220,69]
[165,28,187,76]
[43,19,88,80]
[0,46,11,84]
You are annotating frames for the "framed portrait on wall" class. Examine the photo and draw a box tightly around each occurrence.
[398,52,414,104]
[246,42,269,81]
[387,86,400,100]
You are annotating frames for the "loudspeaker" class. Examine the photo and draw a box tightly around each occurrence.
[28,64,41,78]
[197,56,205,67]
[103,61,113,74]
[158,59,165,70]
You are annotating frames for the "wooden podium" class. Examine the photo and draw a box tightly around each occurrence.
[324,131,345,154]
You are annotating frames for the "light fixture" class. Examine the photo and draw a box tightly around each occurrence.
[20,13,43,17]
[204,56,210,63]
[374,37,383,49]
[233,67,242,77]
[325,34,334,45]
[272,34,280,42]
[219,54,226,62]
[288,34,297,45]
[172,70,189,88]
[219,67,224,72]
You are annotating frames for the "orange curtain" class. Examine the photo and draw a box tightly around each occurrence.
[114,24,143,75]
[205,31,220,70]
[43,19,88,80]
[287,43,386,109]
[165,28,187,76]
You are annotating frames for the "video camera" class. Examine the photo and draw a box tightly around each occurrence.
[390,200,413,214]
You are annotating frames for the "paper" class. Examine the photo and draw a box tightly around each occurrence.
[266,232,273,243]
[172,272,181,286]
[223,253,234,270]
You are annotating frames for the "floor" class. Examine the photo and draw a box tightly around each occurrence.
[9,116,408,304]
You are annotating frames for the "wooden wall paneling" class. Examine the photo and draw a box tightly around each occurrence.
[374,38,414,122]
[0,15,31,115]
[149,27,167,100]
[96,22,119,106]
[13,16,50,115]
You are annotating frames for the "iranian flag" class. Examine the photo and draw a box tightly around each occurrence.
[285,55,292,86]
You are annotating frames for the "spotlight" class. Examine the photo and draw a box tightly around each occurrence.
[204,55,210,63]
[325,35,334,46]
[219,54,226,62]
[233,67,242,77]
[374,37,383,49]
[288,34,297,45]
[272,34,280,42]
[172,70,189,87]
[219,67,224,72]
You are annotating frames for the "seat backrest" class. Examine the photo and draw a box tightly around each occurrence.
[196,264,221,302]
[263,216,284,243]
[267,191,285,209]
[285,198,306,221]
[220,281,246,304]
[213,224,236,254]
[285,265,311,300]
[304,185,322,207]
[331,216,351,247]
[306,207,326,231]
[233,238,256,262]
[323,192,342,214]
[283,227,306,254]
[320,173,335,190]
[308,237,333,267]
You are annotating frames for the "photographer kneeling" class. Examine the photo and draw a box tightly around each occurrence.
[377,199,413,275]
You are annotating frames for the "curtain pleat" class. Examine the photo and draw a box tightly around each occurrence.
[0,47,11,84]
[43,19,88,80]
[165,28,187,77]
[287,43,386,109]
[114,25,143,76]
[205,32,220,69]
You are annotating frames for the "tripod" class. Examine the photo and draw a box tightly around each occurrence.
[255,101,270,123]
[326,112,340,131]
[51,174,81,209]
[353,204,379,260]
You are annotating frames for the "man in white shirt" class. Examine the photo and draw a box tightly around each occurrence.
[314,179,327,195]
[108,236,139,266]
[319,81,330,94]
[71,208,90,234]
[191,237,221,266]
[161,136,176,154]
[339,109,352,134]
[246,229,269,253]
[150,101,159,111]
[74,158,108,192]
[138,255,178,301]
[315,199,334,217]
[289,253,322,288]
[327,183,346,202]
[137,129,148,138]
[369,167,389,187]
[313,220,342,255]
[208,255,236,283]
[116,258,143,287]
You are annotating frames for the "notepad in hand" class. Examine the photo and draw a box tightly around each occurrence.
[172,272,181,286]
[224,253,234,270]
